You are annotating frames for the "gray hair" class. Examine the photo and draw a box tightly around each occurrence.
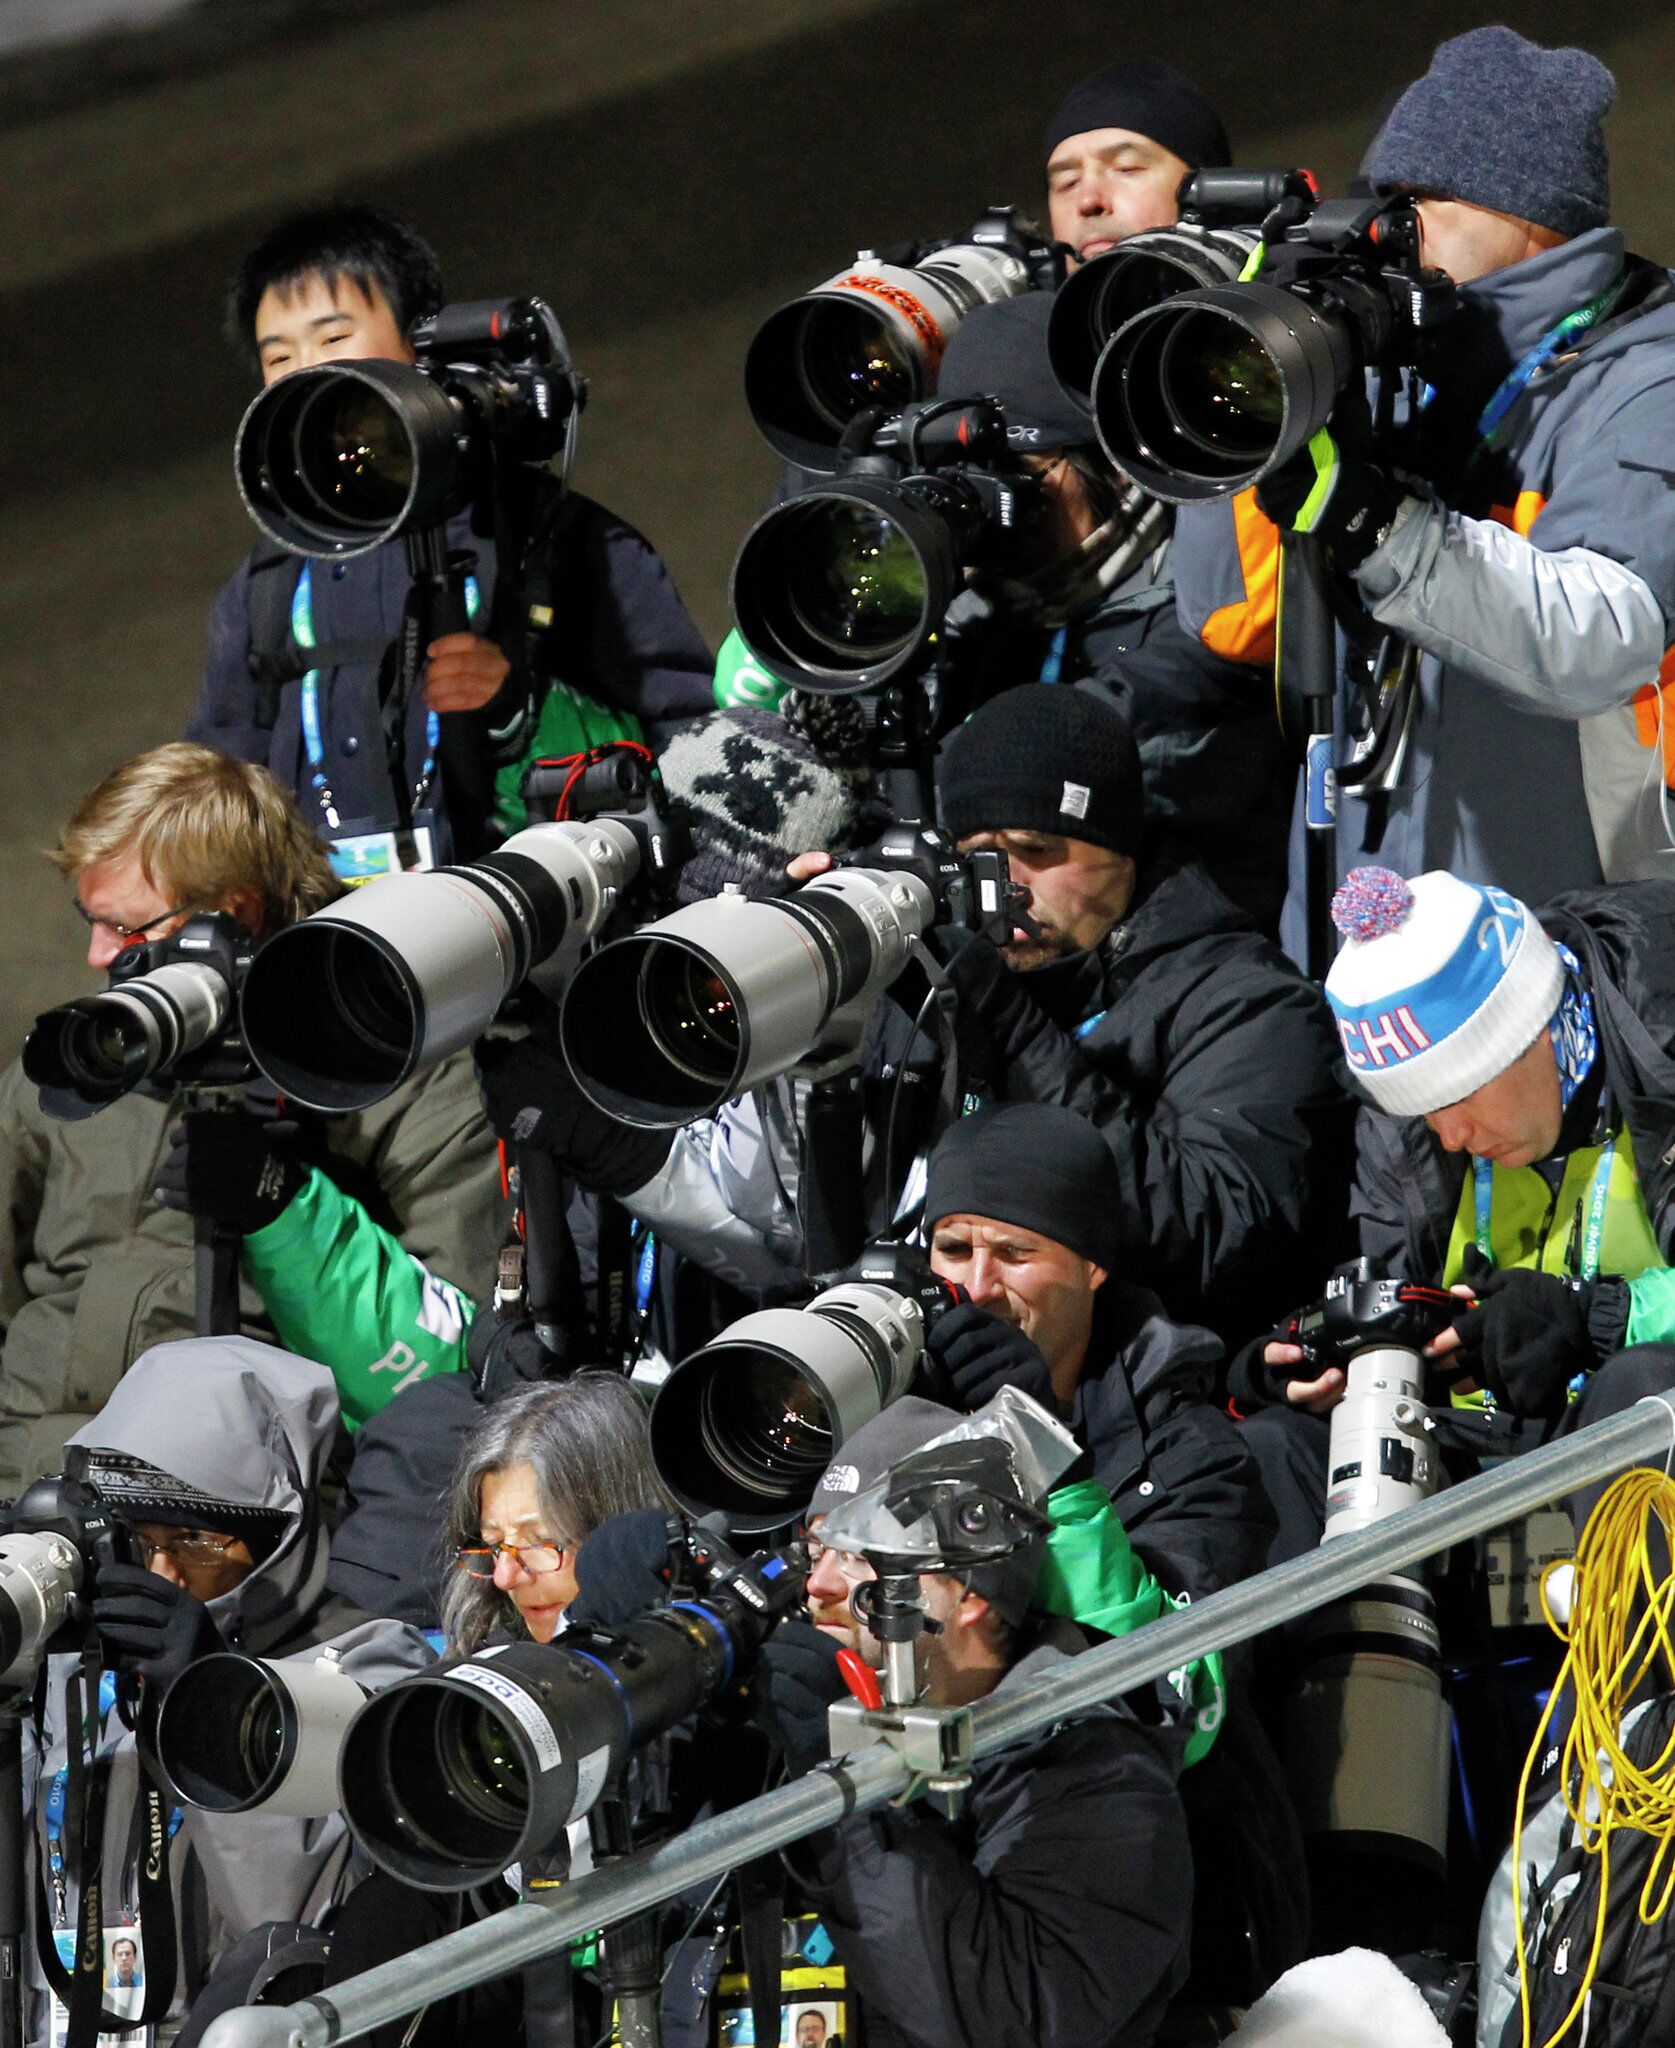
[440,1374,671,1656]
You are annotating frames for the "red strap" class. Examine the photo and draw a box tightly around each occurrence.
[837,1648,883,1710]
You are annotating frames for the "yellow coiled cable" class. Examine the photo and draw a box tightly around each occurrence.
[1512,1466,1675,2048]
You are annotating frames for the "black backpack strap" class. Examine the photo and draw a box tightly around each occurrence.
[243,551,396,733]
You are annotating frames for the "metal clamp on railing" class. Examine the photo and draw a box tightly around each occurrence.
[202,1396,1675,2048]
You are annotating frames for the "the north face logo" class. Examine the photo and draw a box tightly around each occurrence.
[824,1463,862,1495]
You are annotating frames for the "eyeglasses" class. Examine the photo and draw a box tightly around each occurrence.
[129,1528,246,1565]
[803,1536,874,1585]
[74,899,191,943]
[454,1541,571,1580]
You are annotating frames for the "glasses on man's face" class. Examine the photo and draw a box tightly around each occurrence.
[803,1536,874,1585]
[74,899,190,944]
[129,1527,245,1566]
[454,1541,570,1580]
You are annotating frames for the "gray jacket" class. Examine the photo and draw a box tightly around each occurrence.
[1177,229,1675,913]
[25,1339,434,2047]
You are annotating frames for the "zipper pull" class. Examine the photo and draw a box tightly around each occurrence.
[1554,1937,1571,1977]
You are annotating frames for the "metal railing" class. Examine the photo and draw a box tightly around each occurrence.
[203,1394,1675,2048]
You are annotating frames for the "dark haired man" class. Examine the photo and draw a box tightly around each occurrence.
[1042,57,1230,269]
[665,690,1351,1341]
[188,202,716,870]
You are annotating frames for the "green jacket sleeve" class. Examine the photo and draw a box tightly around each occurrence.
[1626,1265,1675,1348]
[243,1167,476,1428]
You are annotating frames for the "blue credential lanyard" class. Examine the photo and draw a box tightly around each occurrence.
[46,1673,182,1915]
[1038,626,1070,686]
[1470,281,1625,453]
[293,564,479,829]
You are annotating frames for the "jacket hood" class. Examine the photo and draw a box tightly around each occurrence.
[67,1337,340,1652]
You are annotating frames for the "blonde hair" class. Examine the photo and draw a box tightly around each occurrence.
[52,744,338,930]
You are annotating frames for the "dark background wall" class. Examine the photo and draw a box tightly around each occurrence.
[3,0,1670,1049]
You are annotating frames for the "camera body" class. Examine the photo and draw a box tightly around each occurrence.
[23,911,255,1116]
[338,1528,808,1889]
[236,294,586,559]
[1285,1262,1461,1377]
[733,396,1042,696]
[0,1468,134,1704]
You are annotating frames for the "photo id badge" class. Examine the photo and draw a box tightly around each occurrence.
[48,1924,152,2048]
[326,821,437,885]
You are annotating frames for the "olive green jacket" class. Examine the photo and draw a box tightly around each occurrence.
[0,1050,503,1494]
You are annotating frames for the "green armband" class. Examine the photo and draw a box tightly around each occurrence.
[711,627,788,711]
[1626,1265,1675,1348]
[1033,1479,1225,1766]
[243,1168,476,1428]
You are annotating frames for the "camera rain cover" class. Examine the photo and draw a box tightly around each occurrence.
[819,1387,1078,1565]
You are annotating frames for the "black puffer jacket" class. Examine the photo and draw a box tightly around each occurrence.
[938,862,1354,1344]
[1074,1281,1276,1597]
[795,1636,1192,2048]
[1352,882,1675,1281]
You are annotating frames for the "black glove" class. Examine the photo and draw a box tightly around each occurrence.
[749,1619,848,1776]
[155,1103,304,1234]
[93,1564,223,1688]
[1450,1258,1629,1419]
[1254,428,1407,570]
[565,1508,680,1630]
[927,1300,1057,1411]
[475,1008,673,1193]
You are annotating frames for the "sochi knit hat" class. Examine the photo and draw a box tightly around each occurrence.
[923,1103,1123,1272]
[1042,59,1231,171]
[657,700,875,903]
[937,686,1143,856]
[1361,27,1614,237]
[936,293,1100,455]
[1323,866,1564,1117]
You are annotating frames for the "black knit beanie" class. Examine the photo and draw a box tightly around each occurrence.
[923,1103,1122,1273]
[936,293,1099,454]
[1042,59,1230,169]
[1362,27,1613,236]
[937,686,1144,856]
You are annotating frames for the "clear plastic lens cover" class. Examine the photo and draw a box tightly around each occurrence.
[819,1386,1079,1560]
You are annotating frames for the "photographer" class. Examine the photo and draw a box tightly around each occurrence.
[919,1104,1272,1597]
[0,744,502,1497]
[1227,28,1675,905]
[1043,58,1229,271]
[1234,865,1675,1559]
[187,203,716,868]
[929,293,1294,928]
[775,1397,1193,2048]
[24,1338,433,2048]
[661,689,1349,1336]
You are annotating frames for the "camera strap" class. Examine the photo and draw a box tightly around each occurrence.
[34,1649,178,2047]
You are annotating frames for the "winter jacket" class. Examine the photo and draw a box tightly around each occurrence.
[0,1050,502,1495]
[625,865,1354,1343]
[937,529,1293,931]
[794,1634,1192,2048]
[1074,1281,1276,1597]
[1176,230,1675,916]
[188,488,715,855]
[24,1340,435,2048]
